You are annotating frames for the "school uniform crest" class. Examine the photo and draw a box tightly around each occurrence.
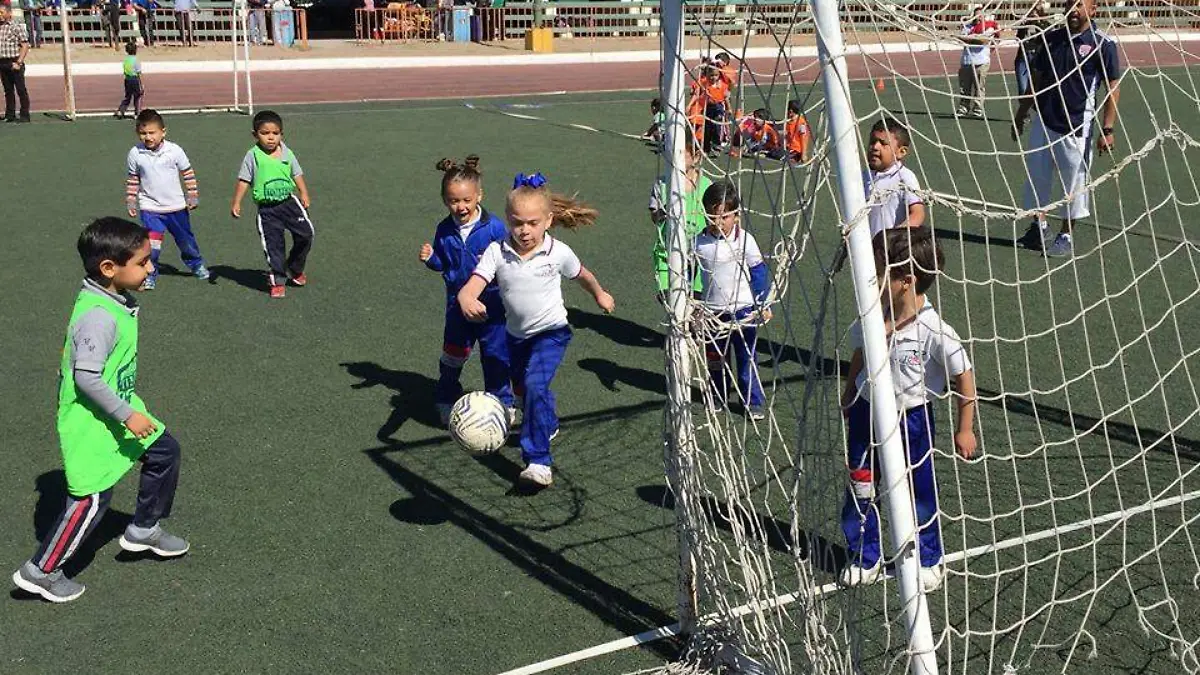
[1078,43,1093,57]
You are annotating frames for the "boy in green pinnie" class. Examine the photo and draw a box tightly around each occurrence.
[230,109,315,299]
[12,217,189,604]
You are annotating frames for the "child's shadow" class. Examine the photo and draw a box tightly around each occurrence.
[10,471,132,600]
[341,362,442,441]
[206,265,270,293]
[567,308,664,349]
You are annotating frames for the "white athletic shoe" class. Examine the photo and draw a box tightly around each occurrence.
[506,406,521,433]
[920,565,945,593]
[840,563,883,587]
[1045,233,1074,258]
[518,463,553,488]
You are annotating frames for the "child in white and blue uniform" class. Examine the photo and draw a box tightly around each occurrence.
[419,156,514,426]
[457,172,615,489]
[693,180,772,420]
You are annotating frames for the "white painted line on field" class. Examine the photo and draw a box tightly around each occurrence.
[30,31,1200,78]
[495,486,1200,675]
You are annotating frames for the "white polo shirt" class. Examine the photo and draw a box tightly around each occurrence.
[864,163,923,238]
[473,234,582,339]
[694,225,764,313]
[127,140,192,214]
[849,303,971,411]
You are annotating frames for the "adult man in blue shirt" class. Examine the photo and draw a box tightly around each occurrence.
[1012,0,1122,258]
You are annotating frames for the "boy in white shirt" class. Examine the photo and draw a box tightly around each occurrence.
[693,181,771,420]
[864,117,925,238]
[840,227,977,593]
[124,109,209,290]
[459,172,615,490]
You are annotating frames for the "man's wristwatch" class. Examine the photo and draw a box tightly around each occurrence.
[1102,127,1114,135]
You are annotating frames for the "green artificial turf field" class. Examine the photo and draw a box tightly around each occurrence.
[0,69,1197,674]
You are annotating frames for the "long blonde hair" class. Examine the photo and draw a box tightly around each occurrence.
[509,183,598,230]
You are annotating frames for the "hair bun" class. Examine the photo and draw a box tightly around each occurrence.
[463,154,481,170]
[435,158,456,172]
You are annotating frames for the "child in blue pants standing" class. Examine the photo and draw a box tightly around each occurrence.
[457,172,615,489]
[125,109,209,289]
[839,227,977,593]
[419,155,514,426]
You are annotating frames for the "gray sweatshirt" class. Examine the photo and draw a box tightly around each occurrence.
[69,278,138,422]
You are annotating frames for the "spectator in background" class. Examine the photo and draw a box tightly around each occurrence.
[19,0,41,48]
[102,0,123,50]
[437,0,452,41]
[0,2,31,123]
[955,7,997,118]
[174,0,195,46]
[133,0,158,47]
[248,0,267,45]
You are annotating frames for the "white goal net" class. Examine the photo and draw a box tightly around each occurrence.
[651,0,1200,673]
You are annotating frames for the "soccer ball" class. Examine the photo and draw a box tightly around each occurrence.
[448,392,509,455]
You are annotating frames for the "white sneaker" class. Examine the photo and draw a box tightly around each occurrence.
[506,407,521,434]
[840,563,882,587]
[518,463,553,488]
[1045,233,1074,258]
[436,403,453,428]
[920,565,945,592]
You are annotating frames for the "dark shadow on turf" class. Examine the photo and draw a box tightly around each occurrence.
[637,484,846,576]
[931,225,1019,249]
[206,264,270,292]
[977,386,1200,462]
[341,362,442,439]
[153,263,194,277]
[579,357,666,396]
[568,308,665,349]
[23,471,131,581]
[366,443,683,661]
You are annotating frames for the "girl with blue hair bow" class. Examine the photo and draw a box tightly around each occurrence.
[457,172,615,489]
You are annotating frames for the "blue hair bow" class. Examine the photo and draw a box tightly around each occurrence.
[512,172,547,190]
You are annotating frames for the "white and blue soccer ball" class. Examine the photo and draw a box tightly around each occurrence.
[448,391,509,455]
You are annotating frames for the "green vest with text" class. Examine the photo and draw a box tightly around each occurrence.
[251,145,297,203]
[57,289,163,496]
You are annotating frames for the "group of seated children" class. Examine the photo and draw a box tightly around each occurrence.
[647,53,812,166]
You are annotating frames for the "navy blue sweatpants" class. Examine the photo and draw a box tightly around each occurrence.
[841,399,943,569]
[30,431,182,574]
[509,326,571,467]
[142,210,205,283]
[437,292,513,408]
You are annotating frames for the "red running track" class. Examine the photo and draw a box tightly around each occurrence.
[26,40,1197,113]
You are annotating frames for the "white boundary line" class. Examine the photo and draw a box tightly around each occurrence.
[496,487,1200,675]
[27,31,1200,78]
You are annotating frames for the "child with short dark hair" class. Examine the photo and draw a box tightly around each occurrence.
[230,110,315,298]
[115,40,143,119]
[11,217,190,604]
[644,97,666,145]
[839,227,977,593]
[693,180,771,420]
[126,108,209,289]
[419,155,514,427]
[864,116,925,237]
[785,100,812,165]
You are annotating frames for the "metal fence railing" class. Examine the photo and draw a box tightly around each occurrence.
[353,0,1200,45]
[17,5,307,48]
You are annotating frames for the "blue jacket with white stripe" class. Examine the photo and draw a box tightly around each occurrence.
[424,208,507,304]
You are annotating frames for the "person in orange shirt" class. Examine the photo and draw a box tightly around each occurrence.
[714,52,738,90]
[686,82,707,150]
[699,66,730,153]
[785,100,812,164]
[733,109,784,160]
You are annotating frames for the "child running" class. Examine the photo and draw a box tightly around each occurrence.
[839,227,977,593]
[231,110,315,299]
[693,181,771,420]
[12,217,190,604]
[125,108,209,289]
[419,155,515,427]
[457,172,615,489]
[115,40,143,119]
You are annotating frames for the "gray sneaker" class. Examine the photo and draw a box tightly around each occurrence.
[12,561,86,603]
[193,265,211,281]
[119,524,190,558]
